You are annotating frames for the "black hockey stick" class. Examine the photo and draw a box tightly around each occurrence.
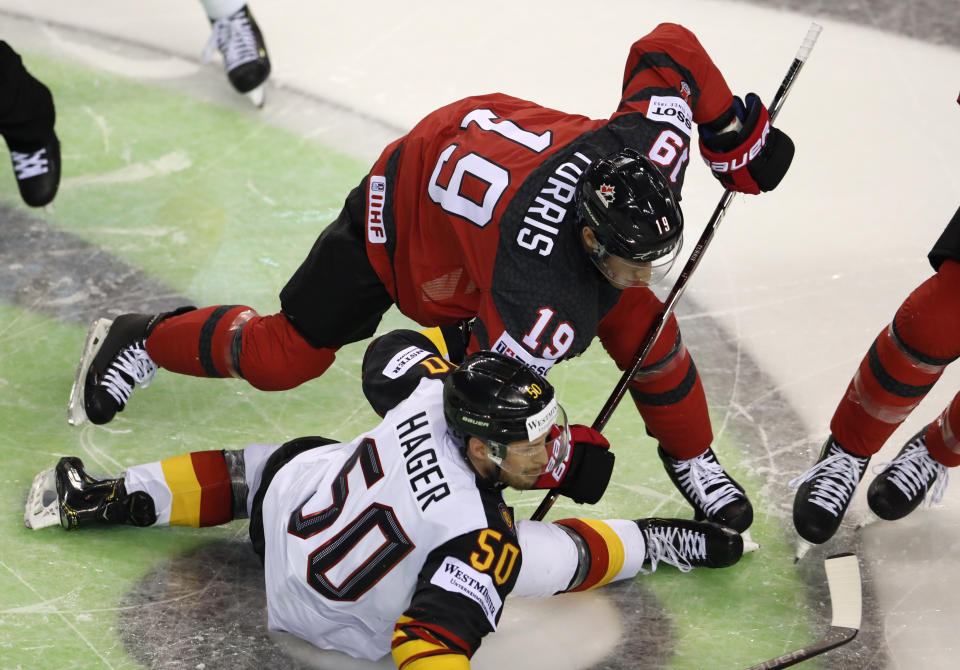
[745,553,862,669]
[531,22,822,522]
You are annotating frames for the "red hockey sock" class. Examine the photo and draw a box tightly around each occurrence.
[924,391,960,468]
[628,328,712,460]
[600,289,712,459]
[146,306,336,390]
[831,261,960,457]
[160,450,232,527]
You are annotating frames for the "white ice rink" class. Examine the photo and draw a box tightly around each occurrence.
[2,1,958,668]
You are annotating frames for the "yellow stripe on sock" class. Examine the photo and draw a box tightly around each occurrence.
[578,519,626,588]
[160,453,202,527]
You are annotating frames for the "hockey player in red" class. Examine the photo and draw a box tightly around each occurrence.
[32,328,744,667]
[792,204,960,547]
[67,23,795,534]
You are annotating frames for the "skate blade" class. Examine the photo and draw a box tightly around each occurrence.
[246,85,265,108]
[794,538,815,563]
[741,529,760,554]
[66,318,113,426]
[856,510,882,531]
[24,467,60,530]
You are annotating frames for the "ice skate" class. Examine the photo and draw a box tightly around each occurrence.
[636,518,743,572]
[658,445,753,533]
[7,133,60,207]
[203,5,271,106]
[867,428,949,521]
[789,436,869,546]
[67,314,159,426]
[25,457,156,530]
[23,466,60,529]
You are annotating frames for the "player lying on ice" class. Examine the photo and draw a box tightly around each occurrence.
[30,327,744,667]
[67,23,796,538]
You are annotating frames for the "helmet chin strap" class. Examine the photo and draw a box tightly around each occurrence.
[455,430,508,488]
[484,443,508,488]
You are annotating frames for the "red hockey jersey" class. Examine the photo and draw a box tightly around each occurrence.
[363,23,732,381]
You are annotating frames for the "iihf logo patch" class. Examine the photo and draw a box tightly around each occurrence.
[596,183,615,207]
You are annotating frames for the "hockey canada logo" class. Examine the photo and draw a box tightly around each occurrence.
[596,184,615,207]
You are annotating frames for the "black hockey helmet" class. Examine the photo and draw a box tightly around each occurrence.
[444,350,568,470]
[576,148,684,287]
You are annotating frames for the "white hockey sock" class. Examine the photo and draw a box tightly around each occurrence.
[200,0,248,20]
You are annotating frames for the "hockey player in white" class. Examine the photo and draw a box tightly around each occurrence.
[26,327,743,667]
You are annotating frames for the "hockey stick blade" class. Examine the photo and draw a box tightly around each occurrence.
[745,553,861,669]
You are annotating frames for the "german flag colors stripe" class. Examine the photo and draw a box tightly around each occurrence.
[554,518,626,592]
[159,451,232,527]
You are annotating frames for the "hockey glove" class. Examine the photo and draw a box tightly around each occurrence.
[533,424,614,504]
[698,93,794,194]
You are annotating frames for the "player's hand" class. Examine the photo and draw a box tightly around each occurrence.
[698,93,794,194]
[533,424,614,504]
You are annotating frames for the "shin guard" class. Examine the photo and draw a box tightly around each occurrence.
[925,392,960,467]
[628,333,713,460]
[831,262,960,456]
[600,290,713,459]
[124,450,235,527]
[551,518,645,592]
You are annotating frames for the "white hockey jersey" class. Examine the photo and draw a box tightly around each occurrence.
[258,375,520,660]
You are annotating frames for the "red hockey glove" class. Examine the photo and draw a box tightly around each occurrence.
[698,93,794,194]
[533,425,614,504]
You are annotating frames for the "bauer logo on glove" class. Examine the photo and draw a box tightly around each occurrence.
[698,93,795,194]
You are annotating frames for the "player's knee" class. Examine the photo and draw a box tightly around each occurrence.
[894,260,960,361]
[237,312,337,390]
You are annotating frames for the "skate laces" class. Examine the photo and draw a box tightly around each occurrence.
[873,439,948,507]
[101,341,157,407]
[203,8,259,70]
[11,148,50,180]
[788,443,867,516]
[671,451,742,517]
[643,525,706,574]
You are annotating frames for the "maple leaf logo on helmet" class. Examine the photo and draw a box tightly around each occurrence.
[596,183,615,207]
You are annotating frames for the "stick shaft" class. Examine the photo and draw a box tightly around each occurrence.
[744,627,857,670]
[531,22,821,522]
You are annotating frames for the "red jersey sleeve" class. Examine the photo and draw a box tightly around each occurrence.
[614,22,734,126]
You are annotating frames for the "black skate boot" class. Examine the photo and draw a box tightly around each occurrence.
[790,436,870,544]
[24,457,156,530]
[636,518,743,572]
[867,428,949,520]
[57,457,156,529]
[67,311,187,426]
[203,5,271,106]
[658,445,753,533]
[7,134,60,207]
[1,53,60,207]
